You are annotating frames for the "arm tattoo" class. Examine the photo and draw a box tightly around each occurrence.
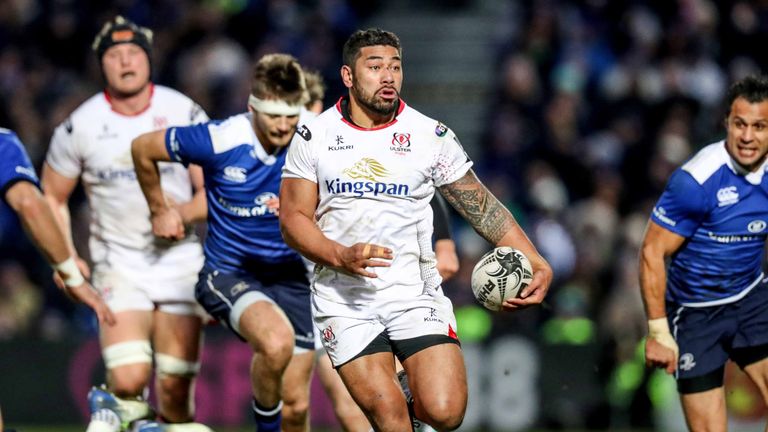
[437,170,515,244]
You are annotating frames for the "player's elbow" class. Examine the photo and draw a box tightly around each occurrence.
[130,133,150,164]
[638,240,663,271]
[14,189,48,223]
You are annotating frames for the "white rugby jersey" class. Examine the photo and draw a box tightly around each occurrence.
[46,85,208,272]
[283,98,472,304]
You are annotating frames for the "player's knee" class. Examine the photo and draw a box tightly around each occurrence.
[422,399,465,431]
[255,333,294,363]
[155,353,201,379]
[282,397,310,424]
[104,341,153,396]
[427,411,464,431]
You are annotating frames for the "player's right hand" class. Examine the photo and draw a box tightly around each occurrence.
[151,207,186,240]
[339,242,393,278]
[645,318,679,374]
[66,281,116,326]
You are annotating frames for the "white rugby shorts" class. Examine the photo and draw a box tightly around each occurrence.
[91,245,204,316]
[313,287,457,366]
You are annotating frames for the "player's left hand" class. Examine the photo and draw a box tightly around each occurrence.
[502,257,552,311]
[338,242,393,278]
[151,207,186,240]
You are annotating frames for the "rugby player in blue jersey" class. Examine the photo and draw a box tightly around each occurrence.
[640,75,768,431]
[0,129,114,324]
[0,128,115,430]
[131,54,313,432]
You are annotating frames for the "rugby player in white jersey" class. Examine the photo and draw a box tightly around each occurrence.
[41,16,211,432]
[301,70,458,432]
[280,28,553,431]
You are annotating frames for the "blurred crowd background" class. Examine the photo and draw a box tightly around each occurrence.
[1,0,767,429]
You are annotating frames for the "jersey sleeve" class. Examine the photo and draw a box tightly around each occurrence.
[0,129,39,198]
[189,102,209,124]
[432,125,473,186]
[282,126,318,183]
[165,122,215,167]
[45,118,82,179]
[650,168,708,237]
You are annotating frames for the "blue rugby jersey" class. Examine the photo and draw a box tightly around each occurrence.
[0,128,39,197]
[165,113,301,271]
[651,141,768,306]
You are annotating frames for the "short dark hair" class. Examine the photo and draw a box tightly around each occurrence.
[342,28,401,67]
[251,53,308,106]
[725,75,768,116]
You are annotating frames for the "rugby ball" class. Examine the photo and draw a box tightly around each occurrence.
[471,247,533,311]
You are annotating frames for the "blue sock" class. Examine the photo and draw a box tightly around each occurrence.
[252,398,282,432]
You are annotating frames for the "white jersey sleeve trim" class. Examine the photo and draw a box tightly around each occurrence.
[682,141,727,185]
[208,115,252,154]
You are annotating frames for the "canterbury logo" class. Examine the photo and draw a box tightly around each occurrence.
[342,158,390,181]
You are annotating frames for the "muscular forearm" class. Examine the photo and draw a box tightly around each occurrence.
[43,193,77,257]
[639,247,668,320]
[281,212,344,268]
[438,171,514,245]
[439,170,544,263]
[9,184,71,264]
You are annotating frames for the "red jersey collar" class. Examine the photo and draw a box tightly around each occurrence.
[103,83,154,116]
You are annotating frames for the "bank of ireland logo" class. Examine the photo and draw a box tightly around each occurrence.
[679,353,696,371]
[342,158,390,181]
[717,186,738,206]
[748,220,767,233]
[255,192,278,215]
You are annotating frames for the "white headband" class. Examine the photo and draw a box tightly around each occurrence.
[248,95,302,116]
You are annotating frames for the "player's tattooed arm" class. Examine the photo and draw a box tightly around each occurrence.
[440,169,553,308]
[437,170,516,244]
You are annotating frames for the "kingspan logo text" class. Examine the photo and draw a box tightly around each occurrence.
[325,178,409,197]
